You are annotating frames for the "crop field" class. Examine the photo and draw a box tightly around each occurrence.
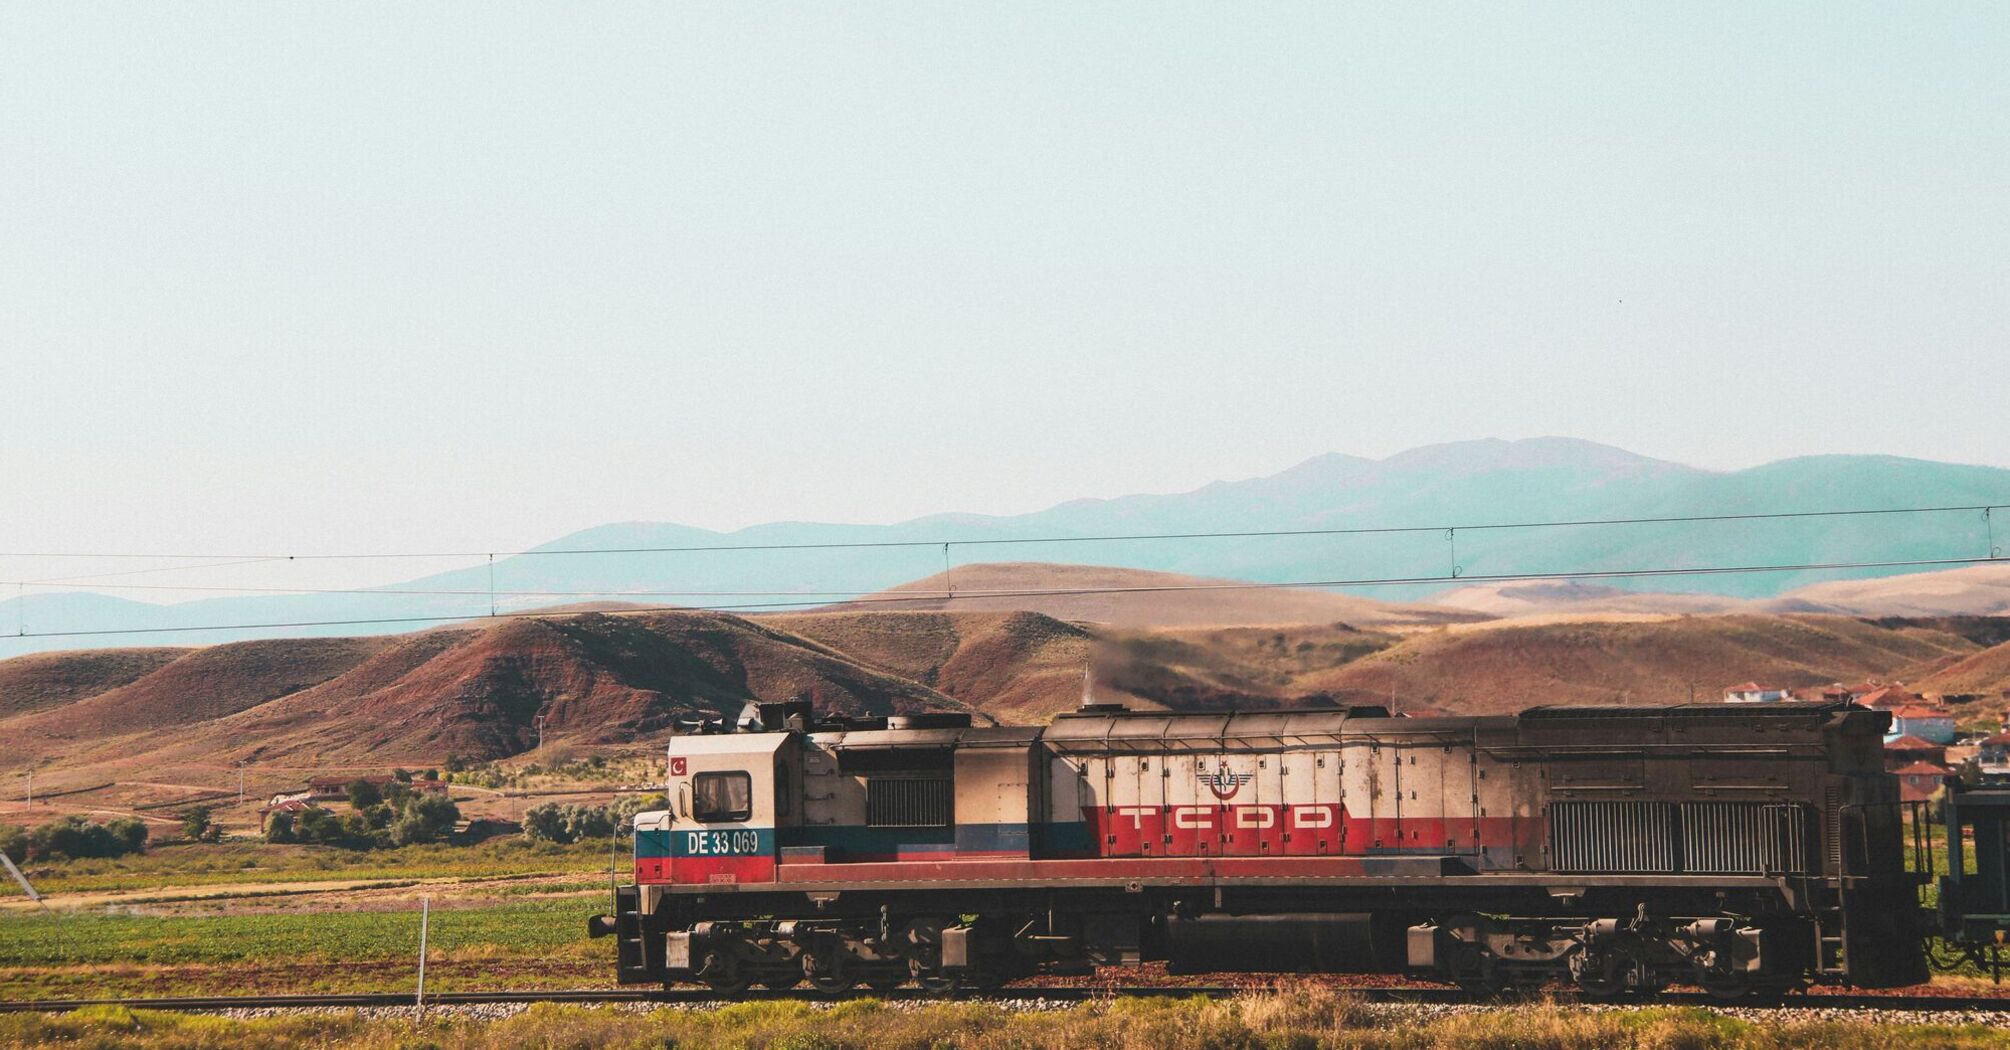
[5,991,2010,1050]
[0,895,611,999]
[0,838,617,898]
[0,837,625,1000]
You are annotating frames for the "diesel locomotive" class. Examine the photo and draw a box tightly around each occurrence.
[592,697,1966,997]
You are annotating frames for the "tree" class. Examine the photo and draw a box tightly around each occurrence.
[265,810,296,844]
[181,805,217,842]
[0,824,26,863]
[106,817,149,854]
[25,816,145,860]
[294,805,343,845]
[346,779,383,811]
[381,780,415,810]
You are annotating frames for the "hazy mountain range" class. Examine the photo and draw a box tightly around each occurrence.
[5,437,2008,655]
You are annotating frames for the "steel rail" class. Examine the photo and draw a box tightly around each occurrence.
[6,986,2010,1014]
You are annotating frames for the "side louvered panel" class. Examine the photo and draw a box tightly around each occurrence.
[1683,801,1747,873]
[1550,801,1677,873]
[866,777,953,827]
[1681,802,1819,874]
[1767,803,1818,874]
[1825,786,1843,872]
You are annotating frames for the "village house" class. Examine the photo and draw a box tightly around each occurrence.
[1857,685,1928,711]
[1884,734,1949,772]
[1893,761,1954,804]
[1887,705,1957,745]
[266,774,447,812]
[1723,682,1794,704]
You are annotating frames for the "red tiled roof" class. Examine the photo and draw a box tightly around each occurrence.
[1892,705,1951,720]
[1892,761,1952,777]
[1860,686,1926,708]
[1983,732,2010,746]
[1885,735,1939,750]
[1727,682,1763,692]
[1900,781,1945,803]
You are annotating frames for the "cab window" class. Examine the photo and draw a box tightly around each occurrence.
[693,771,752,823]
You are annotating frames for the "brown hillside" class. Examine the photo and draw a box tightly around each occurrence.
[0,646,187,720]
[1093,622,1401,714]
[123,611,974,767]
[835,562,1484,628]
[1765,564,2010,617]
[770,611,1093,725]
[1433,581,1756,617]
[1918,638,2010,697]
[1302,615,1977,714]
[1,637,387,763]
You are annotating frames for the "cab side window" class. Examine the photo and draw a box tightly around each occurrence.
[693,771,752,823]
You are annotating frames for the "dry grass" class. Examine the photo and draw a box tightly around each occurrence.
[4,988,2009,1050]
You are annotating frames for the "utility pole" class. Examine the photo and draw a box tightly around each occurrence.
[237,761,247,802]
[23,770,29,809]
[535,713,548,753]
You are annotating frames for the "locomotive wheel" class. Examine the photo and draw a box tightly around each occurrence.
[697,951,751,996]
[804,946,857,996]
[761,976,804,990]
[808,970,857,995]
[866,976,907,991]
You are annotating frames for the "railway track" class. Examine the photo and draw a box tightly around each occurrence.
[7,986,2010,1014]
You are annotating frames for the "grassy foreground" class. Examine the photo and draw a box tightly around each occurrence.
[3,991,2008,1050]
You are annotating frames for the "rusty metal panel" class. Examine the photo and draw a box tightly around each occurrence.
[1549,801,1678,873]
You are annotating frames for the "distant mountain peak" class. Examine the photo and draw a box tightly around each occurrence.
[1375,437,1697,475]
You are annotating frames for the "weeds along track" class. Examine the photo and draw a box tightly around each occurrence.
[8,987,2010,1014]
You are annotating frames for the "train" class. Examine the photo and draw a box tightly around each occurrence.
[589,696,2010,997]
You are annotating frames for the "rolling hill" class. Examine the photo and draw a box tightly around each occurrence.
[1295,615,1979,715]
[3,599,1999,796]
[823,562,1483,628]
[0,611,983,778]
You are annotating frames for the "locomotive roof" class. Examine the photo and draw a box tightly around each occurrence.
[811,725,1043,750]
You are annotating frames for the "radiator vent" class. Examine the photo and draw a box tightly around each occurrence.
[1550,800,1819,875]
[1550,801,1678,873]
[1681,802,1817,874]
[866,777,953,828]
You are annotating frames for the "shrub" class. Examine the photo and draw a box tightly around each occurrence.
[180,805,220,842]
[345,779,383,811]
[0,824,25,863]
[521,794,662,845]
[24,816,147,860]
[105,817,148,854]
[275,791,460,850]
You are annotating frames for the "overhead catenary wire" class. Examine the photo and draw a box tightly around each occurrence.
[4,552,2004,640]
[0,502,2002,563]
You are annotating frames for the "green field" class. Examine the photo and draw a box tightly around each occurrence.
[0,897,602,968]
[0,838,617,897]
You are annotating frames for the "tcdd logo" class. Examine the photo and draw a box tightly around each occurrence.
[1196,762,1254,800]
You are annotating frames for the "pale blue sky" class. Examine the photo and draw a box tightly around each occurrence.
[3,3,2007,581]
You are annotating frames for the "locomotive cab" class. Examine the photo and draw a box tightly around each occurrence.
[645,732,792,887]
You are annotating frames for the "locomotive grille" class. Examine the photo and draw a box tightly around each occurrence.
[1550,801,1678,873]
[1681,802,1818,875]
[866,777,953,827]
[1550,801,1817,874]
